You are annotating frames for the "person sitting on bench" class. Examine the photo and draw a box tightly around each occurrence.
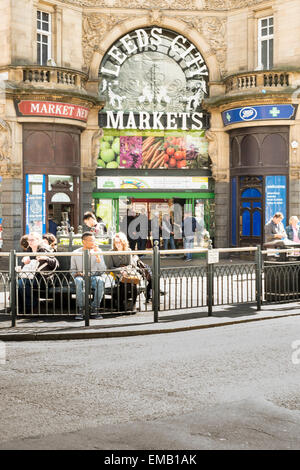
[71,232,106,321]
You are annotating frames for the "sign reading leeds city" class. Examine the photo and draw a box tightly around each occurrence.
[15,100,89,122]
[222,104,297,126]
[99,27,209,131]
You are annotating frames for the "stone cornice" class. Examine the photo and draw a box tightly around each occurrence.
[57,0,268,10]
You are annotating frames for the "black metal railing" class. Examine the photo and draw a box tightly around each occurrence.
[2,244,300,327]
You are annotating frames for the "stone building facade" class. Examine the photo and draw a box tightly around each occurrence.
[0,0,300,249]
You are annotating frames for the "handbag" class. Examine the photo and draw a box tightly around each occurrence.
[17,259,39,279]
[119,266,141,285]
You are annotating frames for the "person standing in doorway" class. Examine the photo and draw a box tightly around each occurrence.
[136,208,149,253]
[182,211,200,261]
[150,211,161,249]
[162,213,176,252]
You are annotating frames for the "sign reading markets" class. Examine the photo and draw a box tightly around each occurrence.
[222,104,298,126]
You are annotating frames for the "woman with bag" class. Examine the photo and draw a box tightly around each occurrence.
[18,232,59,314]
[105,232,140,313]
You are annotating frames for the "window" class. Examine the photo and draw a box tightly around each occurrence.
[37,10,51,65]
[258,16,273,70]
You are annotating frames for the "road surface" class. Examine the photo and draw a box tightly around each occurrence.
[0,316,300,449]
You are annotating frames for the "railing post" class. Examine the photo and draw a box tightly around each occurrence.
[152,241,160,323]
[256,244,262,311]
[9,250,16,327]
[207,247,213,317]
[84,249,90,327]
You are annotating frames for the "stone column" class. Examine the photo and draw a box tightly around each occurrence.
[206,111,230,248]
[1,176,23,250]
[80,108,102,223]
[0,118,23,251]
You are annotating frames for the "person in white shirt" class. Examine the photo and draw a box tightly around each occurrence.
[71,232,106,320]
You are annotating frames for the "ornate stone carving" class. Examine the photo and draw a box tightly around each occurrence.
[203,0,265,8]
[205,130,218,174]
[82,166,96,181]
[82,13,131,70]
[0,120,12,177]
[61,0,265,9]
[62,0,199,9]
[91,129,103,168]
[148,9,163,25]
[0,120,22,178]
[0,120,10,163]
[185,16,227,76]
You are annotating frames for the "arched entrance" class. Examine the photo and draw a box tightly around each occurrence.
[94,26,215,241]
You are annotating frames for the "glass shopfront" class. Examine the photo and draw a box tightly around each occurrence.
[94,27,214,242]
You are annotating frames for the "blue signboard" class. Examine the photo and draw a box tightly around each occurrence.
[265,175,287,225]
[25,174,46,234]
[222,104,297,126]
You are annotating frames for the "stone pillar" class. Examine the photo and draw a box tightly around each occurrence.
[80,107,103,222]
[1,177,23,250]
[206,111,230,248]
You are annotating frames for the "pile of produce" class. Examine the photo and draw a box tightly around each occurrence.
[162,136,187,169]
[141,137,165,169]
[119,136,143,168]
[97,136,120,168]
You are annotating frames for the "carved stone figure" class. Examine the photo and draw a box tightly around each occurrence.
[91,129,103,168]
[0,122,10,163]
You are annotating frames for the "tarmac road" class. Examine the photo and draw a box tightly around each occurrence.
[0,316,300,450]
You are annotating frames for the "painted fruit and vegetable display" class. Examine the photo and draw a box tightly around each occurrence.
[141,137,165,169]
[119,136,143,168]
[97,136,120,168]
[161,137,187,169]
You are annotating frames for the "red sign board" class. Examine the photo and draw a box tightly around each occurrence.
[16,100,89,122]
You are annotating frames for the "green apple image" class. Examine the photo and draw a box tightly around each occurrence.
[97,159,106,168]
[106,161,118,169]
[103,136,114,142]
[100,141,110,151]
[101,148,115,163]
[112,138,120,154]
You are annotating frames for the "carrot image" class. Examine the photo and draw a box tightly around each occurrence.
[151,152,165,169]
[148,150,165,169]
[142,136,155,153]
[143,141,161,164]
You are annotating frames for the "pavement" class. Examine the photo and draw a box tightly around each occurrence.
[0,253,298,342]
[0,301,300,342]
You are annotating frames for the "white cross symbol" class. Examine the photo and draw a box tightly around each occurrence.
[269,106,280,117]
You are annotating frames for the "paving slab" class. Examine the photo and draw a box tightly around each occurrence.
[0,302,299,341]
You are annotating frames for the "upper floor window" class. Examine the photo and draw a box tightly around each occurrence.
[258,16,273,70]
[37,10,51,65]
